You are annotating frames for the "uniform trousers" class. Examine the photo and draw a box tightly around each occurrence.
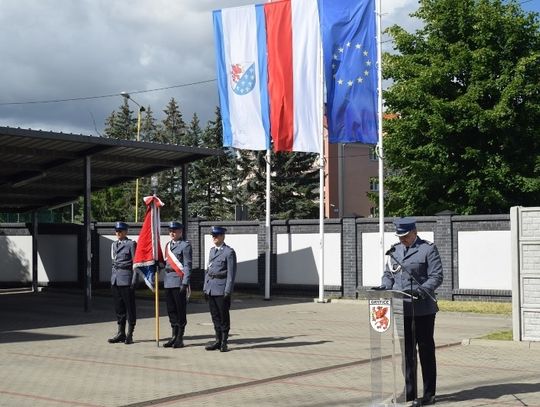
[165,287,187,328]
[112,284,136,326]
[208,295,231,333]
[403,313,436,401]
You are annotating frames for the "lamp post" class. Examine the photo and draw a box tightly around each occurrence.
[121,92,145,223]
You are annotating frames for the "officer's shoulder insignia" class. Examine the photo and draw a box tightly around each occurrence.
[423,239,434,246]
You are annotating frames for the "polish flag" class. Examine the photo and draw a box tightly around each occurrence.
[265,0,322,153]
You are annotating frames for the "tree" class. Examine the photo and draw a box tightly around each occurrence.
[188,108,234,220]
[95,100,160,222]
[241,151,319,220]
[103,98,136,140]
[382,0,540,215]
[152,99,188,221]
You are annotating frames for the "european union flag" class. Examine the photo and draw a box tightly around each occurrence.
[321,0,378,144]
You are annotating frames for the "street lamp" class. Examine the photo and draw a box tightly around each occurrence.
[121,92,146,223]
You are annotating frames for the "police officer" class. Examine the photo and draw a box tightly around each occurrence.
[163,221,192,348]
[203,226,237,352]
[376,217,443,406]
[108,221,138,345]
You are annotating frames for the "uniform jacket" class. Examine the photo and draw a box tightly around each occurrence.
[382,237,443,316]
[111,238,137,287]
[163,239,192,288]
[203,244,237,296]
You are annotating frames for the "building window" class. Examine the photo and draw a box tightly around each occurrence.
[369,177,379,192]
[368,146,378,161]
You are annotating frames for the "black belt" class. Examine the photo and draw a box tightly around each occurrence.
[114,267,132,271]
[209,275,226,279]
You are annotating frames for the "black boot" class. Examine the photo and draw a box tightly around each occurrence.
[163,326,178,348]
[220,331,229,352]
[205,329,221,351]
[173,327,185,348]
[124,324,135,345]
[108,323,126,343]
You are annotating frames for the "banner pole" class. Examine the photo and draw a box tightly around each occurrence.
[376,0,385,275]
[264,149,271,300]
[152,197,160,347]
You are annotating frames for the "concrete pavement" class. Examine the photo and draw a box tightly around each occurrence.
[0,290,537,407]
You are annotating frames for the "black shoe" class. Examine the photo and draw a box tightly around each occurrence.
[220,342,228,352]
[107,332,126,344]
[172,336,184,348]
[205,341,221,351]
[410,400,422,407]
[422,396,436,405]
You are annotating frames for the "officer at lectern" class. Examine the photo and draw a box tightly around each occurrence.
[374,217,443,406]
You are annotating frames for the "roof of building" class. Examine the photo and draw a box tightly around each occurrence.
[0,126,222,213]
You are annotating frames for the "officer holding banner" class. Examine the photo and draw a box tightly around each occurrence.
[163,221,192,348]
[376,217,443,406]
[108,221,137,345]
[203,226,237,352]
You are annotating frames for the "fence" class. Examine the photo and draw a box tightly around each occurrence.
[0,213,511,301]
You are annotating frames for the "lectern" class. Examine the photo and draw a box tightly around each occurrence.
[365,289,409,406]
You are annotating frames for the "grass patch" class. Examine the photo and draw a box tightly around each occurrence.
[479,330,513,340]
[438,300,511,315]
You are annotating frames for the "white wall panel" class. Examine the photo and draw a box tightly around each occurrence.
[0,235,32,282]
[458,230,511,290]
[276,233,341,286]
[37,235,78,282]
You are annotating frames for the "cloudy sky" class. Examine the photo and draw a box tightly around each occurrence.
[0,0,538,136]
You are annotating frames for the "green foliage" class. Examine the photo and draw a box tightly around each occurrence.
[188,108,235,220]
[236,150,319,220]
[382,0,540,215]
[103,99,136,140]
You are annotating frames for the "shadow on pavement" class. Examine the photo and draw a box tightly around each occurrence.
[438,382,540,403]
[0,331,75,343]
[0,289,313,333]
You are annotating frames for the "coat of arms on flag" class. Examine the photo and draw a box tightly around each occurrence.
[230,62,256,95]
[369,299,391,333]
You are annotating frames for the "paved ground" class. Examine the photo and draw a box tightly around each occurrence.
[0,289,538,407]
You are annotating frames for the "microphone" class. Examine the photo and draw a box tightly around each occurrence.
[385,246,396,256]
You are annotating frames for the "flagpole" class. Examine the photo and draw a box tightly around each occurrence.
[155,263,160,347]
[318,155,325,302]
[152,194,161,348]
[376,0,385,274]
[317,10,325,304]
[265,149,271,300]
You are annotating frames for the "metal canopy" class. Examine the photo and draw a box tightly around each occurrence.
[0,126,222,213]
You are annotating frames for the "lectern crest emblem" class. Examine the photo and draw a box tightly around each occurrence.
[369,299,391,333]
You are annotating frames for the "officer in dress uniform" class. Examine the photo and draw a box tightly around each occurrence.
[203,226,237,352]
[162,221,192,349]
[376,217,443,406]
[108,221,138,345]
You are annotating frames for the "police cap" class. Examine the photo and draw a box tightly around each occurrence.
[115,221,129,231]
[211,226,227,236]
[393,217,416,237]
[168,221,184,230]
